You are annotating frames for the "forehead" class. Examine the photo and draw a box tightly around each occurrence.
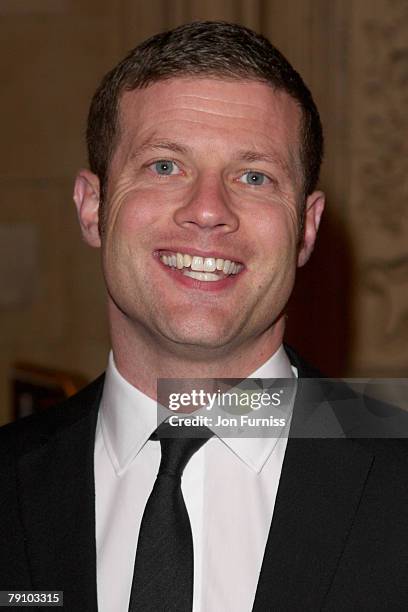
[116,77,302,166]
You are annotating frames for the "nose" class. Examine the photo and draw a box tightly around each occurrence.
[173,172,239,234]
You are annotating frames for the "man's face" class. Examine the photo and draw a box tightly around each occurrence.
[76,78,323,356]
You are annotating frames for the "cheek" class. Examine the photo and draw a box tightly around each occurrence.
[254,209,299,265]
[106,188,165,247]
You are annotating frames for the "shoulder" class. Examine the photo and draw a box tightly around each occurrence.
[285,344,408,463]
[0,374,105,459]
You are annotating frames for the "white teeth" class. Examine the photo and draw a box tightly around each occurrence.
[203,257,216,272]
[160,251,243,277]
[191,256,204,271]
[183,271,219,282]
[223,260,231,274]
[176,252,184,269]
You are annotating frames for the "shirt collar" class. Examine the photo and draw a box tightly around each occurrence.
[217,346,297,473]
[99,353,158,475]
[100,346,296,475]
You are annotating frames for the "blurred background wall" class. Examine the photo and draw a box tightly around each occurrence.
[1,0,407,424]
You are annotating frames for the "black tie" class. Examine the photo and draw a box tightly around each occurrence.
[128,422,212,612]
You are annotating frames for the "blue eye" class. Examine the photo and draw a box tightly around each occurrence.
[152,160,178,175]
[240,171,269,185]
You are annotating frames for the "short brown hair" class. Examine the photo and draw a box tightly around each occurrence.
[87,21,323,219]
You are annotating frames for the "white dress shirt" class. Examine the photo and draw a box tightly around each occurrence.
[95,347,297,612]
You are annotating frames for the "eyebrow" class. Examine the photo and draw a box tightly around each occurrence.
[233,149,292,178]
[130,138,190,160]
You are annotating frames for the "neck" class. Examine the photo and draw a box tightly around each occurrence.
[108,308,286,401]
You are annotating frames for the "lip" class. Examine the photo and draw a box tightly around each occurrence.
[153,248,244,265]
[155,252,245,292]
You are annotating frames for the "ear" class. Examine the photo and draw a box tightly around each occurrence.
[73,169,101,248]
[297,190,325,267]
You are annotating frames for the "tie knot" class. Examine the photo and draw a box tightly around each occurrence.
[152,421,212,478]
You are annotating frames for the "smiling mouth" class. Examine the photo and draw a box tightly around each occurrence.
[158,250,244,282]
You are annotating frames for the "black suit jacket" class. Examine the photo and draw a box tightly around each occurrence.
[1,350,408,611]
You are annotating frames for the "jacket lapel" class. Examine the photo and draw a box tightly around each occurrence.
[16,377,103,612]
[252,436,374,610]
[252,348,375,610]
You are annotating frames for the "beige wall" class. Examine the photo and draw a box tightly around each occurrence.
[1,0,407,424]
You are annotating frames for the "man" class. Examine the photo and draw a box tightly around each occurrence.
[1,21,408,612]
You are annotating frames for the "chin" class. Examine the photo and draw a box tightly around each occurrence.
[160,321,237,352]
